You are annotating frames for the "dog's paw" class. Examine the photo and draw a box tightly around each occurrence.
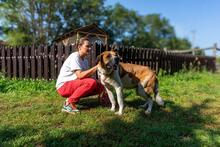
[156,100,164,106]
[156,96,164,106]
[144,110,151,115]
[138,104,147,109]
[110,107,116,112]
[115,111,122,115]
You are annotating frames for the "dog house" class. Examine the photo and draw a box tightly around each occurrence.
[55,24,108,74]
[55,23,108,47]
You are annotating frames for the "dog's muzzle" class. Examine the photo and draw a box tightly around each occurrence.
[113,64,118,70]
[113,57,120,70]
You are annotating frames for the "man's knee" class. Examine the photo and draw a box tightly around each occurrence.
[86,78,98,89]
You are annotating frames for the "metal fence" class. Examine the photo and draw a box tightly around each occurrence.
[0,44,216,80]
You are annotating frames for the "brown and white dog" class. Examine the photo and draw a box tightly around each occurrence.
[97,50,164,115]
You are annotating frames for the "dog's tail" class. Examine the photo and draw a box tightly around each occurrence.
[154,78,164,106]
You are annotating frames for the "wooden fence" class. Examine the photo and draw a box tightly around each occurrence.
[99,45,216,74]
[0,44,216,80]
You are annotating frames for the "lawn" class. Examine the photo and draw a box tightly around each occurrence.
[0,71,220,146]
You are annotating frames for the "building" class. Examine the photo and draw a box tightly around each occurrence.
[55,23,108,47]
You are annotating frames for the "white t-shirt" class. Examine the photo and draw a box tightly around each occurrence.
[56,52,89,89]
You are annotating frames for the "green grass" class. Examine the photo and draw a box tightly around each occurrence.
[0,71,220,146]
[217,57,220,63]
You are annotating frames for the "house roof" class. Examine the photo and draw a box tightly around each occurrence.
[0,40,7,45]
[55,23,107,42]
[75,23,107,35]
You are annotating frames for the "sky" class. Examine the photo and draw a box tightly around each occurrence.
[106,0,220,56]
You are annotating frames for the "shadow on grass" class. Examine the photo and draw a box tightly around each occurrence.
[78,97,101,109]
[0,125,38,146]
[43,98,220,146]
[1,99,219,146]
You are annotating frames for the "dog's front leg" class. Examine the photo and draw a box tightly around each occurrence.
[115,86,124,115]
[105,86,116,112]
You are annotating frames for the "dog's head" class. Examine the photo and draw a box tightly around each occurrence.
[97,50,120,75]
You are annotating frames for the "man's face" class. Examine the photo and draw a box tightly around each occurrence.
[80,40,91,56]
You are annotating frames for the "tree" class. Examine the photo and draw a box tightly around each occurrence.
[122,14,191,49]
[0,1,192,50]
[0,0,106,45]
[102,3,142,44]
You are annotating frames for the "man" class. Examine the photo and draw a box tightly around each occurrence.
[56,37,105,114]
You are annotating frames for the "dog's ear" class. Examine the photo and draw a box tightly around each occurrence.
[96,54,104,65]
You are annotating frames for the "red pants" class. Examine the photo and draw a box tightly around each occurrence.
[57,78,103,104]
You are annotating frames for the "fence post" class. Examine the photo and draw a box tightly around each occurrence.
[44,45,49,80]
[50,44,56,80]
[37,45,43,79]
[1,46,6,75]
[31,45,36,79]
[24,46,30,78]
[12,46,18,78]
[18,46,24,78]
[6,47,12,78]
[57,43,64,75]
[213,43,217,58]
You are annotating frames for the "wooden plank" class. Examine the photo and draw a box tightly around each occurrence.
[12,46,18,78]
[120,46,124,62]
[95,43,100,57]
[157,50,162,73]
[143,49,147,66]
[154,50,159,73]
[64,45,70,59]
[101,44,106,53]
[50,44,56,80]
[30,45,36,79]
[6,47,12,78]
[37,45,43,79]
[131,48,136,64]
[136,48,139,65]
[90,43,96,67]
[44,45,49,80]
[151,50,156,71]
[1,46,6,74]
[169,53,173,74]
[24,46,30,78]
[138,48,141,65]
[148,49,152,69]
[18,46,24,78]
[140,48,144,65]
[57,43,64,74]
[127,46,131,63]
[165,52,170,74]
[118,45,123,59]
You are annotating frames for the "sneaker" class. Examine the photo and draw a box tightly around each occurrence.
[61,103,79,114]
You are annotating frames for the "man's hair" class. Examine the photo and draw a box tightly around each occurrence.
[78,37,90,47]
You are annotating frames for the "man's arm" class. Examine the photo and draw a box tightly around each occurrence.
[75,65,98,79]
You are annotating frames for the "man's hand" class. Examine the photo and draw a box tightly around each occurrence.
[75,64,99,79]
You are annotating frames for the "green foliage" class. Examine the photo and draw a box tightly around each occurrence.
[103,3,142,43]
[0,71,220,146]
[0,1,192,49]
[122,14,191,49]
[6,31,31,46]
[216,57,220,63]
[0,75,56,98]
[0,0,106,45]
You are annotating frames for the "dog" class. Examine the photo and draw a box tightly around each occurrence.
[97,49,164,115]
